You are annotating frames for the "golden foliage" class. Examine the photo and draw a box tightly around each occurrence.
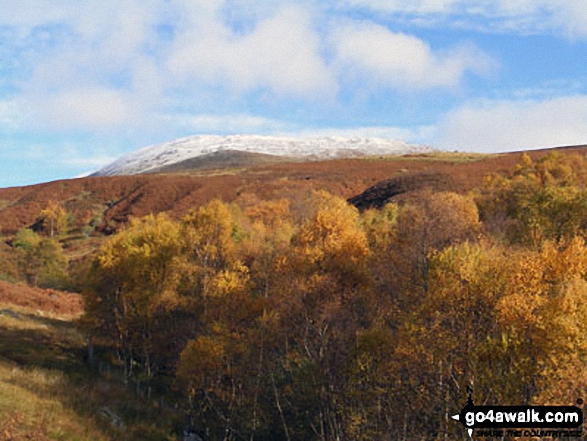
[79,173,587,440]
[39,200,68,237]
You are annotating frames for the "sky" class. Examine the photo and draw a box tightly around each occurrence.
[1,0,587,187]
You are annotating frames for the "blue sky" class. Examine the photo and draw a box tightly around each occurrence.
[1,0,587,187]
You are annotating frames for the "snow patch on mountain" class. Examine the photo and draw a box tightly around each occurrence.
[94,135,434,176]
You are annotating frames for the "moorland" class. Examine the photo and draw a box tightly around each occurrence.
[1,145,587,440]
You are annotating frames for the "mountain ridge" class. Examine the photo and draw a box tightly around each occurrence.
[145,149,296,174]
[93,134,433,176]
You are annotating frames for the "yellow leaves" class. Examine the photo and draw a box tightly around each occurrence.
[534,277,587,402]
[207,267,249,298]
[521,152,534,169]
[507,253,546,297]
[244,198,291,227]
[361,203,398,251]
[493,238,587,333]
[541,236,587,281]
[543,277,587,355]
[183,199,234,246]
[39,200,68,237]
[534,152,586,187]
[421,237,587,406]
[487,238,587,403]
[479,151,587,246]
[397,191,480,254]
[257,309,280,331]
[428,241,507,315]
[293,192,370,283]
[431,242,480,283]
[435,192,481,230]
[153,289,183,312]
[98,213,182,267]
[91,213,186,323]
[495,238,587,332]
[496,292,546,330]
[177,336,226,392]
[182,200,246,278]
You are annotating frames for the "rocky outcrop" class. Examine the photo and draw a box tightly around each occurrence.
[348,172,457,210]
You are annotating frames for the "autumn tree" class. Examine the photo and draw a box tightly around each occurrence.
[374,191,480,323]
[180,199,250,302]
[241,199,296,298]
[496,237,587,404]
[477,152,587,246]
[12,228,40,251]
[401,235,587,439]
[13,228,68,288]
[360,202,399,254]
[374,240,509,439]
[39,200,69,237]
[258,191,374,441]
[79,179,587,441]
[177,200,266,439]
[83,213,186,377]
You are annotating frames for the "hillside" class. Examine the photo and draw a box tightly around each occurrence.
[146,149,295,174]
[0,146,577,256]
[0,280,183,440]
[1,144,587,440]
[92,134,432,176]
[1,147,580,237]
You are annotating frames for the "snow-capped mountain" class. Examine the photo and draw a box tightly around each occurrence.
[93,135,434,176]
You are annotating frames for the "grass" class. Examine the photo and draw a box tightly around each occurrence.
[166,167,245,177]
[0,306,183,440]
[359,151,493,164]
[68,190,92,202]
[0,361,105,440]
[0,309,107,440]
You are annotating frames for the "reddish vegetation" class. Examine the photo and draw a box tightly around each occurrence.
[0,412,51,441]
[0,145,585,236]
[0,280,83,315]
[348,172,458,210]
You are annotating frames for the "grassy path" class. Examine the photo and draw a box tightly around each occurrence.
[0,306,181,440]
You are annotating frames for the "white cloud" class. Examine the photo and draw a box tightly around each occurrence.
[0,0,501,136]
[436,95,587,152]
[31,88,135,131]
[0,140,114,171]
[552,2,587,38]
[44,6,158,79]
[11,0,583,38]
[1,0,166,133]
[0,0,77,29]
[332,21,495,90]
[340,0,461,14]
[296,125,435,143]
[339,0,587,37]
[168,115,436,143]
[168,5,336,98]
[62,154,117,169]
[0,0,161,41]
[168,113,292,134]
[0,99,22,130]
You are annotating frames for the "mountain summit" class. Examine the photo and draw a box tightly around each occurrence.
[93,135,433,176]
